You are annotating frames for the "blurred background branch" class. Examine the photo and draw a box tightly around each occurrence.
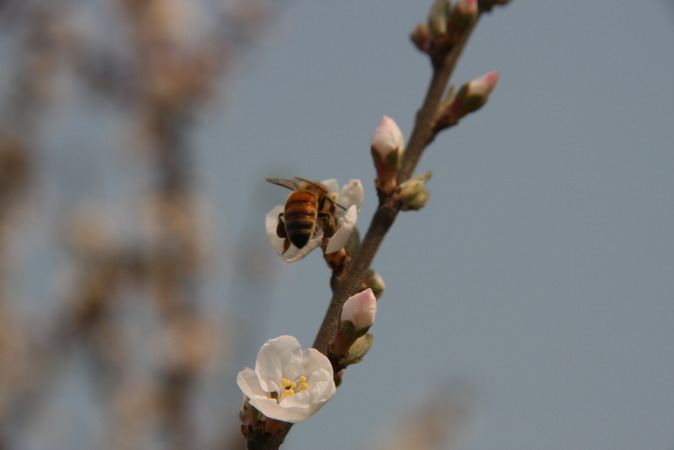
[0,1,279,448]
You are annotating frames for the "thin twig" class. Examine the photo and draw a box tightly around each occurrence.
[313,18,480,355]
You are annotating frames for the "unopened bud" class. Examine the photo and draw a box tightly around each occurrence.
[371,116,405,194]
[433,71,499,131]
[405,190,431,211]
[340,288,377,338]
[399,171,432,211]
[448,0,478,30]
[329,289,378,358]
[341,333,374,367]
[458,71,500,114]
[427,0,450,39]
[410,22,432,54]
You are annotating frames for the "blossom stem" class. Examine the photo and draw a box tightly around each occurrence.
[314,203,396,352]
[247,427,292,450]
[399,20,476,183]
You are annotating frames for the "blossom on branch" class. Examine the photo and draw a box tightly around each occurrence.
[237,335,336,423]
[265,178,364,262]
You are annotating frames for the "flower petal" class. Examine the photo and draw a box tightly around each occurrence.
[320,179,339,195]
[325,205,357,254]
[250,396,313,423]
[337,179,364,213]
[237,367,266,400]
[256,335,302,393]
[265,205,286,252]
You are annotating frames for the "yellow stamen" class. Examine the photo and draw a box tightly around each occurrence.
[276,375,310,403]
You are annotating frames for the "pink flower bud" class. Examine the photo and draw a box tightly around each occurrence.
[371,116,405,195]
[466,71,500,99]
[371,116,404,161]
[434,71,500,132]
[341,288,377,336]
[329,289,378,359]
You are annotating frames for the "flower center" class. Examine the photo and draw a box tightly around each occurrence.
[276,376,308,403]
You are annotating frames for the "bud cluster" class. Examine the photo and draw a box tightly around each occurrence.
[411,0,478,56]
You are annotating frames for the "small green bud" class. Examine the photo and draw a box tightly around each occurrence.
[341,333,374,367]
[363,269,385,299]
[428,0,450,39]
[410,22,432,54]
[399,171,432,211]
[448,0,478,31]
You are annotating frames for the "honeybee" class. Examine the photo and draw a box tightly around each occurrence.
[266,177,340,252]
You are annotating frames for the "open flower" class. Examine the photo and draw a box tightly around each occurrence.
[265,179,364,262]
[237,335,336,423]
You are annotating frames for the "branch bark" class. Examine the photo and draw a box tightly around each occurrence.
[313,17,480,355]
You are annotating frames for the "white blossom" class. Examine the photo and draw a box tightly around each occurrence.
[237,335,336,423]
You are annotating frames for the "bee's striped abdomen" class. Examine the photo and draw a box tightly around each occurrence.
[284,191,318,249]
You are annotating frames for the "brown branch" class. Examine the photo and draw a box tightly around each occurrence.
[313,17,481,356]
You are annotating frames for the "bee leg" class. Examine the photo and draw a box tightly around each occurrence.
[277,213,292,253]
[317,213,337,238]
[276,213,287,239]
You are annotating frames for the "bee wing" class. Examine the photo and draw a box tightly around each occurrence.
[293,177,329,194]
[266,178,301,191]
[295,177,347,210]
